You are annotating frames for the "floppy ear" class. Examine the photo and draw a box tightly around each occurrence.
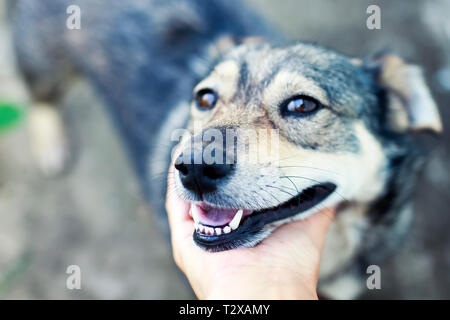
[370,53,443,133]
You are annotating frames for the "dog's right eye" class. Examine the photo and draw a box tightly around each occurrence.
[281,95,321,116]
[195,89,217,110]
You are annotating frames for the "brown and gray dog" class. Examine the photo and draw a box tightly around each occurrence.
[10,0,442,298]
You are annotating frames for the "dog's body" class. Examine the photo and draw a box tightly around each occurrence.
[10,0,442,298]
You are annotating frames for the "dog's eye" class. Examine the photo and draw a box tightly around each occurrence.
[282,95,320,115]
[195,89,217,110]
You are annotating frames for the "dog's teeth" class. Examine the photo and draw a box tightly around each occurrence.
[191,203,200,223]
[228,209,243,230]
[192,205,245,235]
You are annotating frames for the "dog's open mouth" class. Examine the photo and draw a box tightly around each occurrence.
[190,182,336,251]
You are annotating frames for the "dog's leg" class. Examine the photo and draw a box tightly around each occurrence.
[15,53,76,176]
[11,0,77,175]
[18,63,74,176]
[27,102,69,175]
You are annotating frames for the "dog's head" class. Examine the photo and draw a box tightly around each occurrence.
[172,41,442,251]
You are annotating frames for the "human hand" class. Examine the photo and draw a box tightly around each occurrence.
[166,166,335,300]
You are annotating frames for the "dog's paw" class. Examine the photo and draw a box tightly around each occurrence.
[28,103,69,176]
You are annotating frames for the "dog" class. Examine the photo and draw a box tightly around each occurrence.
[10,0,443,298]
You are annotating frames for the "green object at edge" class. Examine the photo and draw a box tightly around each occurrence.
[0,102,23,132]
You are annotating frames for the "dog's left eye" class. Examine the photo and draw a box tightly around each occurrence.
[281,95,320,115]
[195,89,217,110]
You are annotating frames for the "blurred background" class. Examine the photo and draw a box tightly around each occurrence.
[0,0,449,299]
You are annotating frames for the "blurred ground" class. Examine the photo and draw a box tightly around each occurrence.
[0,0,449,299]
[0,1,191,299]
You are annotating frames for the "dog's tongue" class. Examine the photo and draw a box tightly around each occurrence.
[190,203,251,227]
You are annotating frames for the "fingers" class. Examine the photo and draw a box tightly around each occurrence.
[301,207,335,251]
[166,150,192,237]
[166,176,191,238]
[166,163,194,269]
[267,206,335,257]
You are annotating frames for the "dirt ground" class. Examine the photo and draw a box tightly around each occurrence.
[0,0,449,299]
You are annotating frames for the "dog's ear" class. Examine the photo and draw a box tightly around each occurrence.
[367,53,443,133]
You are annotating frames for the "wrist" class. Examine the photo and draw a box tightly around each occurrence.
[202,271,318,300]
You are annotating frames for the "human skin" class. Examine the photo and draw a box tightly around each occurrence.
[166,164,335,300]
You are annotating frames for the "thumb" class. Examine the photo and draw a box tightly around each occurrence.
[298,207,335,251]
[267,206,335,256]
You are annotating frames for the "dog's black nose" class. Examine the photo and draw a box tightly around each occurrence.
[175,150,234,195]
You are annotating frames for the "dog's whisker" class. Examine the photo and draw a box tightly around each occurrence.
[284,176,299,194]
[277,165,341,176]
[280,175,348,203]
[265,185,296,197]
[260,188,283,205]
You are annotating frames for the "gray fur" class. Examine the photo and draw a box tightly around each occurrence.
[10,0,438,298]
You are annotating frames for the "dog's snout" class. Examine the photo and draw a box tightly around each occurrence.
[202,162,232,180]
[175,148,234,195]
